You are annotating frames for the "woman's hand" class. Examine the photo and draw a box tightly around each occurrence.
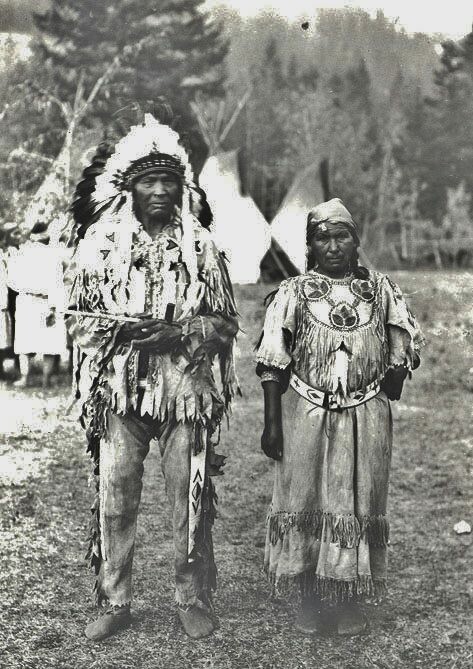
[261,420,283,461]
[381,365,408,401]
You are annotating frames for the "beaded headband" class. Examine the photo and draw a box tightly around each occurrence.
[93,114,194,206]
[118,154,186,191]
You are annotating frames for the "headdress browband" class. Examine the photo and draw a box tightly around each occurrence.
[114,153,186,191]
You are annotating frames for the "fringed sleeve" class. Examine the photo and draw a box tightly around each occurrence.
[383,275,424,370]
[255,279,298,371]
[187,235,240,408]
[66,239,124,408]
[199,242,237,318]
[65,237,122,353]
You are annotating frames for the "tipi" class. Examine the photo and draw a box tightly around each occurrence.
[192,94,271,284]
[199,150,271,284]
[270,161,325,273]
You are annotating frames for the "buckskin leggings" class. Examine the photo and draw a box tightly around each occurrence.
[96,410,215,609]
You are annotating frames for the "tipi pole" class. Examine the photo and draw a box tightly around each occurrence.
[268,244,290,279]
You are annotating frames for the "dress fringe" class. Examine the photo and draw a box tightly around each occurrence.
[267,510,389,548]
[266,567,387,603]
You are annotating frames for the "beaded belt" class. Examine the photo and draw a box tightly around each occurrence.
[289,372,381,410]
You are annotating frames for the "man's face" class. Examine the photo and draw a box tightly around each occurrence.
[309,221,356,277]
[133,170,181,225]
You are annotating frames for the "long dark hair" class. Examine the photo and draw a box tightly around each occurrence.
[350,247,370,279]
[194,186,213,229]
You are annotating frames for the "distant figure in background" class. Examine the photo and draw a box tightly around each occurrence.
[255,198,424,636]
[7,217,69,388]
[0,244,12,378]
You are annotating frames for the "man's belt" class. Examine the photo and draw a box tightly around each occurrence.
[289,372,381,410]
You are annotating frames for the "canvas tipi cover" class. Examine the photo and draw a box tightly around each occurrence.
[271,162,325,273]
[199,150,271,284]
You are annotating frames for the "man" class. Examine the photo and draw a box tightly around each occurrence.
[68,115,239,641]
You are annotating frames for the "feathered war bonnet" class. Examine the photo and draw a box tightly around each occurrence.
[71,113,199,295]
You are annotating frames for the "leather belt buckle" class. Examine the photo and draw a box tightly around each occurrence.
[327,393,338,410]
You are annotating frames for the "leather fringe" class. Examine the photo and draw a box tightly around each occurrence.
[200,252,238,318]
[267,510,389,548]
[183,472,219,607]
[80,254,237,606]
[294,297,389,394]
[266,567,387,603]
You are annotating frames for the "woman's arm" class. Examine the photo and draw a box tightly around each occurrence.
[260,375,284,461]
[255,280,297,460]
[382,275,425,401]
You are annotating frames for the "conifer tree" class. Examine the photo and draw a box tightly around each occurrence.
[31,0,227,166]
[0,39,57,222]
[245,38,292,217]
[423,27,473,222]
[326,59,381,241]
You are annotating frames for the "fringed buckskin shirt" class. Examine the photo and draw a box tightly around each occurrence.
[68,216,239,444]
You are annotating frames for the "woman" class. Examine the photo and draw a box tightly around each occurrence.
[8,219,69,388]
[255,198,423,635]
[0,243,12,377]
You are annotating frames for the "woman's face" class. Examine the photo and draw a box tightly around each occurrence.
[309,221,356,277]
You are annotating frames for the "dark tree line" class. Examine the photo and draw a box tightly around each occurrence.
[1,4,473,264]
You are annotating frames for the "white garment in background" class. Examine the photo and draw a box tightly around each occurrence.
[8,241,68,355]
[0,250,12,350]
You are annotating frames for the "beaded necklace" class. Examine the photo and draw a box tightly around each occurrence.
[132,216,181,318]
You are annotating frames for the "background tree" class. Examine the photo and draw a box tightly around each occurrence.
[2,4,473,266]
[422,27,473,222]
[0,38,54,224]
[32,0,228,170]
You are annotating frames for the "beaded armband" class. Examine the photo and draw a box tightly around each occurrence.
[387,361,409,372]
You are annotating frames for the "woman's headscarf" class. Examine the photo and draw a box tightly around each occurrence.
[306,198,359,245]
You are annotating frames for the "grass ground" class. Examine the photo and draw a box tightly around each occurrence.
[1,271,472,669]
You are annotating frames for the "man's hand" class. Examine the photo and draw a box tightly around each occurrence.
[123,318,182,353]
[261,421,284,461]
[381,365,408,401]
[116,317,158,344]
